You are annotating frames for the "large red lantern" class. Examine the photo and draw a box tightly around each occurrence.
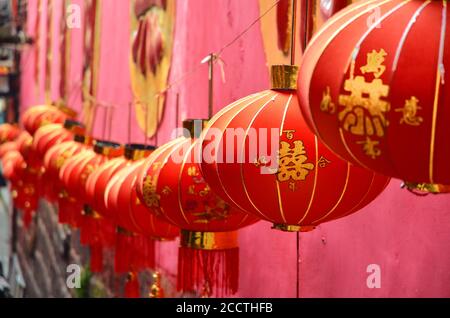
[138,122,259,296]
[298,0,450,192]
[21,104,77,135]
[200,65,390,232]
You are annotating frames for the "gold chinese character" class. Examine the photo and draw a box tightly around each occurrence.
[193,199,230,224]
[80,164,95,184]
[283,130,296,140]
[277,140,315,182]
[360,49,387,78]
[199,185,211,197]
[187,166,199,177]
[320,86,336,114]
[188,185,196,195]
[289,182,297,192]
[142,175,160,208]
[395,96,423,126]
[338,76,390,137]
[357,137,381,159]
[161,186,172,196]
[317,156,331,168]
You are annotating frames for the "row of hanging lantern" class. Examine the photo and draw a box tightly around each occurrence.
[1,0,448,298]
[0,103,177,297]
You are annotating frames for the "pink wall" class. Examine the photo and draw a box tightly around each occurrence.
[20,0,450,298]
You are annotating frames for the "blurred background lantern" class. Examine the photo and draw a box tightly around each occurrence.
[138,120,259,297]
[0,124,21,144]
[21,104,77,135]
[44,131,92,224]
[32,120,85,202]
[59,140,123,272]
[298,0,450,193]
[104,144,179,277]
[200,65,390,231]
[2,148,38,228]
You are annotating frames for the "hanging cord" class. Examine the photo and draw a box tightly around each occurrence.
[208,53,214,118]
[289,0,301,299]
[127,102,133,144]
[296,232,300,298]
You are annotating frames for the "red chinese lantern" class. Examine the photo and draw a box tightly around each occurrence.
[44,134,91,224]
[32,120,84,158]
[32,120,85,202]
[60,140,123,272]
[2,151,23,181]
[0,141,20,159]
[0,123,21,144]
[298,0,450,193]
[138,122,259,296]
[104,144,178,275]
[2,149,39,227]
[21,104,77,135]
[199,65,390,232]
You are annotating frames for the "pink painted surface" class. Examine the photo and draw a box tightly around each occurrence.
[20,0,450,298]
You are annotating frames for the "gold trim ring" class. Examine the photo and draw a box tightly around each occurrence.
[180,230,238,250]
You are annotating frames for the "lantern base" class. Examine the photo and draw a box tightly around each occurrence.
[272,224,316,232]
[180,230,238,250]
[402,182,450,195]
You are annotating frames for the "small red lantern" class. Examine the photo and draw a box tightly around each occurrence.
[104,144,179,274]
[138,121,259,296]
[2,150,38,227]
[21,104,77,135]
[0,141,19,159]
[60,140,123,272]
[44,134,91,224]
[199,65,390,231]
[0,123,21,144]
[32,121,85,202]
[32,120,84,158]
[298,0,450,192]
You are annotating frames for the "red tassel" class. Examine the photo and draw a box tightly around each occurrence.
[133,235,155,271]
[115,231,132,274]
[57,196,82,226]
[80,214,116,247]
[177,247,239,297]
[90,244,104,273]
[125,272,140,298]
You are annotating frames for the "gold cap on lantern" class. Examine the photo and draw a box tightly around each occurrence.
[124,144,155,161]
[180,230,238,250]
[272,224,316,232]
[402,181,450,194]
[271,65,299,90]
[93,140,124,157]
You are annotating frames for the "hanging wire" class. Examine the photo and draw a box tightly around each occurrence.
[296,231,300,298]
[127,102,133,144]
[154,0,282,98]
